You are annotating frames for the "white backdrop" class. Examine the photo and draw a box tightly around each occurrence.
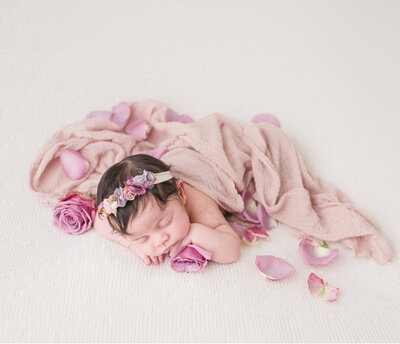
[1,0,399,342]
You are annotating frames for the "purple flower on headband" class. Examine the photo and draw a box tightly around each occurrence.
[114,187,127,207]
[133,170,155,188]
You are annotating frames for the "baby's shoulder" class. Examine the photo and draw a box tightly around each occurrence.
[183,182,228,228]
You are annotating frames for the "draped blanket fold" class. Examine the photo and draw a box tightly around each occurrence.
[28,99,394,264]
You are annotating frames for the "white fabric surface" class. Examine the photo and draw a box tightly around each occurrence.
[1,0,399,342]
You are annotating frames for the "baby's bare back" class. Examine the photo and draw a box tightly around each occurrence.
[183,182,229,229]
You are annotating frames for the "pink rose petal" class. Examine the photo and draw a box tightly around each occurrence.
[307,273,339,302]
[299,239,338,266]
[165,108,194,123]
[230,222,257,245]
[85,110,113,120]
[165,108,180,122]
[242,228,258,246]
[246,227,270,240]
[255,255,295,281]
[124,119,152,140]
[178,114,194,123]
[256,203,278,230]
[252,113,281,128]
[241,189,259,223]
[60,148,89,181]
[111,103,131,126]
[150,146,169,159]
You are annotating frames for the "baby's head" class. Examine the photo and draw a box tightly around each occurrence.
[96,154,190,256]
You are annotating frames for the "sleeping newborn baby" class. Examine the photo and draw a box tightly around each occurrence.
[94,154,241,265]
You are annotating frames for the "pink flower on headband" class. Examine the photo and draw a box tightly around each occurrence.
[123,188,136,201]
[98,170,173,217]
[125,181,146,195]
[125,170,155,195]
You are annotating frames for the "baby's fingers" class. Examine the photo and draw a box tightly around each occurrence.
[151,255,164,265]
[137,254,151,265]
[149,255,166,265]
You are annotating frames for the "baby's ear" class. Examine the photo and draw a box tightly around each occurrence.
[176,180,187,204]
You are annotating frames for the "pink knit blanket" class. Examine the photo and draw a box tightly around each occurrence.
[29,99,394,264]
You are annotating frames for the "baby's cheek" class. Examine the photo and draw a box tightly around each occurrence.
[172,223,188,239]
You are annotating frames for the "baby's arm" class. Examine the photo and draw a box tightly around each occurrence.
[178,222,241,264]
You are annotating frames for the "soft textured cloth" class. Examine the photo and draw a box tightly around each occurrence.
[28,99,394,264]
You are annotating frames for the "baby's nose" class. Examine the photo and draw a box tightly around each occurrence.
[155,231,169,246]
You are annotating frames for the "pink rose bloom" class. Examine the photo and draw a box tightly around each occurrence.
[123,188,136,201]
[170,244,213,272]
[53,192,96,235]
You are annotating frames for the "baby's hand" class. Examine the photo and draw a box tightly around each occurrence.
[129,244,166,265]
[145,254,165,265]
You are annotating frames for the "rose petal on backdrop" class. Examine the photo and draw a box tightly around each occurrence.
[307,273,339,302]
[60,148,89,180]
[151,146,169,159]
[299,238,338,266]
[179,114,194,123]
[255,255,295,281]
[241,189,259,223]
[251,113,281,128]
[242,228,258,246]
[165,108,180,122]
[85,110,113,120]
[230,222,261,245]
[256,203,278,230]
[111,103,131,126]
[246,227,270,240]
[124,119,152,140]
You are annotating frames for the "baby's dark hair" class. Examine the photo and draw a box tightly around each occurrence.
[96,154,180,236]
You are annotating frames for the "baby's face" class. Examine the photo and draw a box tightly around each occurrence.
[126,194,190,257]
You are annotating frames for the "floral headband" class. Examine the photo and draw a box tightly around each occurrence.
[97,169,173,217]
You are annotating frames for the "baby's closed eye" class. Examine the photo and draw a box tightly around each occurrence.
[136,235,149,243]
[159,216,172,227]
